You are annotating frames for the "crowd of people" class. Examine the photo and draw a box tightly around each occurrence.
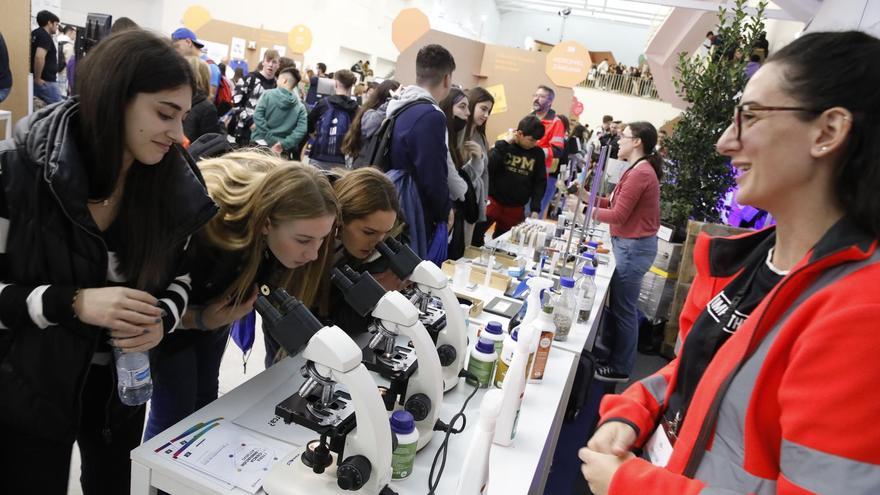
[2,11,880,495]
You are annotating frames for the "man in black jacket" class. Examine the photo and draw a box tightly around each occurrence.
[485,116,547,238]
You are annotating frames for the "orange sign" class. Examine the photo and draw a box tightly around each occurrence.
[392,8,430,52]
[182,5,211,31]
[288,25,312,53]
[545,41,592,88]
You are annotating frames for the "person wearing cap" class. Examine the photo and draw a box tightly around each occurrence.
[172,27,221,102]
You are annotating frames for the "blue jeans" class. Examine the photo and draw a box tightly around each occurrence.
[540,176,558,217]
[33,81,62,104]
[143,328,230,441]
[606,235,657,375]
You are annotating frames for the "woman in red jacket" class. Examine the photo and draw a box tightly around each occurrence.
[580,31,880,495]
[591,121,662,382]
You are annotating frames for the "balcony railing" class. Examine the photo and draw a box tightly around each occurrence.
[580,73,660,99]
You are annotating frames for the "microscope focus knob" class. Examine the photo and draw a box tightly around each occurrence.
[404,393,432,421]
[436,344,457,367]
[337,455,371,491]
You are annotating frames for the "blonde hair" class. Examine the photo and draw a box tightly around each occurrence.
[198,150,339,309]
[185,55,211,95]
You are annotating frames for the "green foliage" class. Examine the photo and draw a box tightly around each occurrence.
[660,0,766,230]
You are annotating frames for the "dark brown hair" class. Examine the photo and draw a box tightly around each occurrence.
[625,121,663,181]
[342,79,400,157]
[464,86,495,144]
[75,29,195,291]
[440,87,467,167]
[768,30,880,237]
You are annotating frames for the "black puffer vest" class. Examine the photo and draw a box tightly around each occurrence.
[0,99,218,442]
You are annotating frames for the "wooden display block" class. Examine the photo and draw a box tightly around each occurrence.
[441,261,512,292]
[462,246,518,268]
[454,292,485,317]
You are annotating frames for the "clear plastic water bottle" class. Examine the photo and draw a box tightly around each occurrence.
[576,266,598,324]
[553,277,577,341]
[114,347,153,406]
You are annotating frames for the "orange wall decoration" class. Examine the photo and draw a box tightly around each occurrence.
[392,8,430,52]
[288,25,313,53]
[545,41,592,88]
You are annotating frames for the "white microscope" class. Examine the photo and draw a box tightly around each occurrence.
[256,288,393,495]
[331,265,444,451]
[376,238,469,392]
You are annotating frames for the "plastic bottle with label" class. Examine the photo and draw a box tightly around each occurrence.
[552,277,576,341]
[493,325,534,447]
[455,389,504,495]
[466,337,498,388]
[114,348,153,406]
[528,305,557,383]
[576,265,598,324]
[390,410,419,479]
[493,328,528,388]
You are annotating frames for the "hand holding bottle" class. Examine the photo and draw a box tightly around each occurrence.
[74,287,163,337]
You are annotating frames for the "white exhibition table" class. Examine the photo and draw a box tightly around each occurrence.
[131,227,616,495]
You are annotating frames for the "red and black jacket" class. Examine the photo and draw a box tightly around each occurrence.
[599,217,880,494]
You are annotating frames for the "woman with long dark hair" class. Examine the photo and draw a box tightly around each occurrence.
[591,121,662,383]
[581,31,880,495]
[342,78,400,164]
[0,30,217,493]
[462,87,495,246]
[439,87,477,259]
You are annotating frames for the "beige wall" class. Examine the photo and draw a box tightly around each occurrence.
[395,29,574,144]
[194,20,304,69]
[0,0,31,128]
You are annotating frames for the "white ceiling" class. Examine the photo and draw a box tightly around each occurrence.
[495,0,672,27]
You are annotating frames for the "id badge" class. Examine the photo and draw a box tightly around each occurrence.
[645,423,674,467]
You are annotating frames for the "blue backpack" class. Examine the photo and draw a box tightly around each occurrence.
[311,100,352,163]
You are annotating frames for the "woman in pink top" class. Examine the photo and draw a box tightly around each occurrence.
[592,121,662,382]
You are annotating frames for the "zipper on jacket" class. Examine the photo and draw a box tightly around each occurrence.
[46,181,111,441]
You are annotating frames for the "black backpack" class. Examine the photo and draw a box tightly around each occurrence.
[353,98,433,170]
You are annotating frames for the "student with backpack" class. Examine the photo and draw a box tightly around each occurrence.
[342,79,400,166]
[385,44,456,263]
[306,69,359,169]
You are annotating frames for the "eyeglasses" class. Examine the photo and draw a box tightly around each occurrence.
[733,103,824,141]
[619,134,636,140]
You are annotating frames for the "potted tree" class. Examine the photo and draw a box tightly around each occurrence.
[661,0,767,241]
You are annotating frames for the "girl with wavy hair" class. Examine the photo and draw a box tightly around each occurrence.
[144,150,339,441]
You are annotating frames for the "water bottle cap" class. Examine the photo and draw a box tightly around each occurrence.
[560,276,575,288]
[581,252,594,259]
[390,410,416,434]
[475,337,496,354]
[587,241,599,248]
[485,321,504,335]
[582,265,597,276]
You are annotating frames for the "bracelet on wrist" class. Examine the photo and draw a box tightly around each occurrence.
[71,289,81,320]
